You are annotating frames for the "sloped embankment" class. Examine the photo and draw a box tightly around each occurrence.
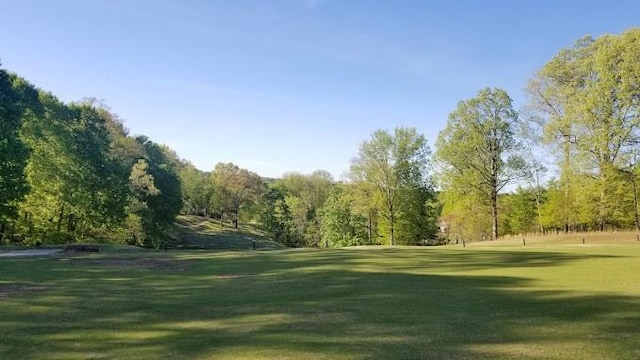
[171,215,286,250]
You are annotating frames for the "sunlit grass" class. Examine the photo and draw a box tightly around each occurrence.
[1,245,639,359]
[483,230,640,246]
[172,215,286,250]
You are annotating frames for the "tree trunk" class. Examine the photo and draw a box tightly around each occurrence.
[56,205,65,234]
[67,214,76,233]
[562,136,572,232]
[600,172,607,232]
[632,178,639,231]
[534,170,544,233]
[233,208,239,229]
[367,213,372,244]
[490,131,499,241]
[0,221,5,243]
[490,151,499,240]
[390,212,395,246]
[491,189,498,241]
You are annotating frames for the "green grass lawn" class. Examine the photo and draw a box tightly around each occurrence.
[1,245,639,359]
[172,215,286,250]
[490,230,640,247]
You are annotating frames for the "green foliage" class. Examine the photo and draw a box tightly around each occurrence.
[319,184,367,247]
[529,28,640,231]
[258,184,298,246]
[5,29,640,247]
[439,190,491,242]
[498,188,540,235]
[179,163,213,216]
[0,70,183,247]
[0,69,31,225]
[210,162,264,229]
[279,171,333,246]
[15,93,129,243]
[395,185,440,245]
[351,127,437,245]
[135,138,183,248]
[436,88,525,240]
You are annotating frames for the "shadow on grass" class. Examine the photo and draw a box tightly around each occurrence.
[240,247,624,272]
[175,229,284,251]
[0,249,638,359]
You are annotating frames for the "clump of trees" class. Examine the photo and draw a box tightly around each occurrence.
[528,28,640,233]
[351,128,438,245]
[0,68,182,248]
[436,88,525,241]
[438,28,640,241]
[179,131,441,248]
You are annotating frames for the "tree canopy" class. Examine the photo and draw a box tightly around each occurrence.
[350,127,437,245]
[436,88,525,240]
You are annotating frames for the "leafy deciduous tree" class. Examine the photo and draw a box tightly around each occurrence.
[436,88,525,240]
[0,69,32,239]
[351,127,434,245]
[529,28,640,230]
[211,163,264,229]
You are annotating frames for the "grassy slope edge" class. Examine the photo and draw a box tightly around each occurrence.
[171,215,286,250]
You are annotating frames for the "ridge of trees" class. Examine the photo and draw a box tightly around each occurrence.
[1,28,639,246]
[0,69,182,248]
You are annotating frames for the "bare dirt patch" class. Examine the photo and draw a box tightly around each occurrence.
[63,257,192,272]
[0,284,47,300]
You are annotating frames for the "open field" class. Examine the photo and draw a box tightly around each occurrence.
[1,245,639,359]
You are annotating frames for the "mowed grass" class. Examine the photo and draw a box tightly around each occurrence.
[488,230,640,247]
[1,245,639,359]
[172,215,286,250]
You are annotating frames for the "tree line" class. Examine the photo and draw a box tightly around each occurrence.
[179,127,438,247]
[439,28,640,241]
[2,28,639,247]
[0,69,182,248]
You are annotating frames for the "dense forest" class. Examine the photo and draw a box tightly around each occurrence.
[1,28,639,247]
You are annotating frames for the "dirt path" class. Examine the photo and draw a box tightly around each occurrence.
[0,249,62,258]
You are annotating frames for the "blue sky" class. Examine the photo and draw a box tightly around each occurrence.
[1,0,638,179]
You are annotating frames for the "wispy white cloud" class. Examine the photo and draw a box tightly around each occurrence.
[303,0,325,9]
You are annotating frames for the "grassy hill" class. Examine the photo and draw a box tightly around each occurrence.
[170,215,286,250]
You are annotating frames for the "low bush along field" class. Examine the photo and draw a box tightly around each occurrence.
[0,244,639,359]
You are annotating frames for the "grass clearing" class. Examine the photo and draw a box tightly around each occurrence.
[489,230,640,247]
[172,215,286,250]
[0,245,639,359]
